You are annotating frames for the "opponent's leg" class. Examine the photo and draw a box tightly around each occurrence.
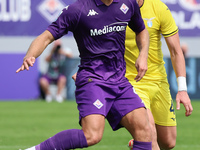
[156,125,176,149]
[120,107,152,150]
[146,109,160,150]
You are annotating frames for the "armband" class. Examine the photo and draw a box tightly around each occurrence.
[177,76,187,91]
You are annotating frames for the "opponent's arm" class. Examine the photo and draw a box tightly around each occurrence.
[165,33,193,116]
[16,30,55,73]
[135,28,149,82]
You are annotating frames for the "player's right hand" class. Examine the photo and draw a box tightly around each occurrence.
[134,57,148,82]
[72,72,77,81]
[16,57,35,73]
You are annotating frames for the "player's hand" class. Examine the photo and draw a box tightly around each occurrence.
[134,57,148,82]
[176,91,193,116]
[72,72,77,81]
[16,57,35,73]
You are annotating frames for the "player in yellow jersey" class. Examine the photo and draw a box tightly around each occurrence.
[125,0,193,149]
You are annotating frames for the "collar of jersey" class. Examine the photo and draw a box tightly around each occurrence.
[94,0,120,6]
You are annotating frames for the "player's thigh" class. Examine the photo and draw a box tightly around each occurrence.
[120,107,151,141]
[156,125,176,148]
[81,114,105,144]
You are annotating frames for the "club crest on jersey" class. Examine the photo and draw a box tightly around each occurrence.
[144,17,155,28]
[93,99,104,109]
[120,3,129,14]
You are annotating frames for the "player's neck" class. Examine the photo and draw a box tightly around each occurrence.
[101,0,113,6]
[137,0,144,7]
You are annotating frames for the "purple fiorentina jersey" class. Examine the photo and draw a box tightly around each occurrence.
[47,0,145,82]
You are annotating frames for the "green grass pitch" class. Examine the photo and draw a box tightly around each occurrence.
[0,100,200,150]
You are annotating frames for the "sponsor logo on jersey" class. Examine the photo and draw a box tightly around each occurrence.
[90,22,128,36]
[120,3,129,14]
[37,0,65,23]
[93,99,104,109]
[87,9,99,16]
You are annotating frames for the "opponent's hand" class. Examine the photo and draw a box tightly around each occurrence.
[16,57,35,73]
[176,91,193,116]
[134,57,148,82]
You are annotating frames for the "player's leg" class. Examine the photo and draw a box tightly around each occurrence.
[120,107,151,142]
[121,108,152,150]
[108,83,152,149]
[81,114,105,146]
[38,114,105,149]
[127,80,160,150]
[127,108,160,150]
[152,80,177,149]
[25,114,105,150]
[146,108,160,150]
[156,125,176,149]
[75,78,112,146]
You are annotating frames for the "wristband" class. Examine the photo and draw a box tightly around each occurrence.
[177,76,187,91]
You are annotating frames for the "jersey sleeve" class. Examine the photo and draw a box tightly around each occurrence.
[128,0,145,33]
[158,1,178,37]
[47,3,81,40]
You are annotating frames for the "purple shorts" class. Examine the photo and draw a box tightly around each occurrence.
[75,77,145,131]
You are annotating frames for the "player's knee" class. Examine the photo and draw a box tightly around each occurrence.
[91,135,102,145]
[135,122,152,142]
[159,139,176,149]
[84,132,103,146]
[160,143,176,150]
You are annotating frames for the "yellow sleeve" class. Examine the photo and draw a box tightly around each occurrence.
[158,1,178,37]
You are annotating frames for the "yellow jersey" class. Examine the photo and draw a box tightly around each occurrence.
[125,0,178,81]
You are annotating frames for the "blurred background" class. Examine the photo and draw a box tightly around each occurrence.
[0,0,200,101]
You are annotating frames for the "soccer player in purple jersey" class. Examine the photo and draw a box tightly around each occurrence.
[16,0,152,149]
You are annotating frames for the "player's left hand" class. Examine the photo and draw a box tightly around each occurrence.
[176,91,193,116]
[16,57,35,73]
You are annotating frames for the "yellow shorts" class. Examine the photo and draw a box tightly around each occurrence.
[129,79,176,126]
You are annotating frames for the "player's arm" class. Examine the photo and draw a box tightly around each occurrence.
[134,28,149,82]
[165,33,193,116]
[16,30,55,73]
